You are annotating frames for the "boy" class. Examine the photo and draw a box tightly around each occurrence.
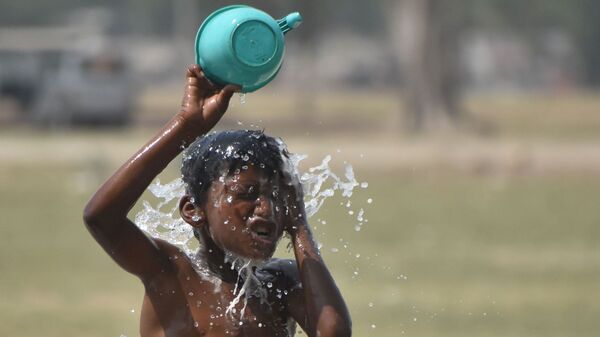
[83,65,351,337]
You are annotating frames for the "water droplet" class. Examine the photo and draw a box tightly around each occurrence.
[231,226,236,231]
[361,182,369,188]
[226,195,233,203]
[357,209,364,221]
[130,308,135,313]
[331,248,339,253]
[368,302,374,307]
[367,198,373,204]
[194,321,199,327]
[192,215,200,222]
[267,282,273,288]
[239,93,247,104]
[371,324,376,329]
[188,292,194,296]
[258,322,263,327]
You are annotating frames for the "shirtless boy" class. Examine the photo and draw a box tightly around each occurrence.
[83,65,351,337]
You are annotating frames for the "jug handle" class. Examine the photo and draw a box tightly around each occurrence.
[278,12,302,35]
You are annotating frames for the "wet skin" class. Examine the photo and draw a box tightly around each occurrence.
[83,65,351,337]
[199,164,286,261]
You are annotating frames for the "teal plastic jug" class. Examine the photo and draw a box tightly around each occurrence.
[195,5,302,92]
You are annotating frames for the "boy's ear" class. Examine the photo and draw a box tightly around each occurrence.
[179,195,205,228]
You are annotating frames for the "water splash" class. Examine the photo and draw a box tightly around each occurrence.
[135,153,367,254]
[223,253,267,319]
[283,152,367,219]
[134,178,192,248]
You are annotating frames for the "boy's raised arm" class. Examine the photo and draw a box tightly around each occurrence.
[283,183,352,337]
[83,65,238,279]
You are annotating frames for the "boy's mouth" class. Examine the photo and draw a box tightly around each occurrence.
[248,217,276,243]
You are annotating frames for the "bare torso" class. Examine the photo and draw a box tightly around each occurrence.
[139,241,298,337]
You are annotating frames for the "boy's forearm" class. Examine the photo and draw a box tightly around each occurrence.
[292,223,352,337]
[84,114,200,221]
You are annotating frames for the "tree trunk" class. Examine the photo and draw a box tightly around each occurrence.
[388,0,463,132]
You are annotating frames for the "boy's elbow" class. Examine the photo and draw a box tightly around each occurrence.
[83,203,99,227]
[317,307,352,337]
[82,199,105,227]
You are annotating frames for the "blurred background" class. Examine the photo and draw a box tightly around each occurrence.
[1,1,599,336]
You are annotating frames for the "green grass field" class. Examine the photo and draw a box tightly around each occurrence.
[1,144,599,337]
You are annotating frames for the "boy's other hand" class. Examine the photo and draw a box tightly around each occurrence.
[280,173,308,235]
[179,65,241,133]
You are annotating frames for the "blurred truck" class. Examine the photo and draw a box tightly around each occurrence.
[0,27,133,126]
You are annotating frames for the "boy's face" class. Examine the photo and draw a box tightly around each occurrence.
[203,163,286,260]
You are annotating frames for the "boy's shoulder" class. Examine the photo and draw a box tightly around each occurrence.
[257,258,302,291]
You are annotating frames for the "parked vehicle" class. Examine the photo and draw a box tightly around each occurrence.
[0,27,133,127]
[30,51,133,126]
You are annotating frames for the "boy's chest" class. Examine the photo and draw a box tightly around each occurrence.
[141,268,293,337]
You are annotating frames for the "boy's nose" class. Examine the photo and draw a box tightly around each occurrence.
[254,194,274,218]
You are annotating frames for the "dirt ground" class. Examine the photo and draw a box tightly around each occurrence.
[3,127,600,177]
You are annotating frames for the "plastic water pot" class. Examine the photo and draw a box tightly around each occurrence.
[195,5,302,92]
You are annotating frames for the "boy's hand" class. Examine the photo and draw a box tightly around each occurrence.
[280,172,308,236]
[179,65,241,133]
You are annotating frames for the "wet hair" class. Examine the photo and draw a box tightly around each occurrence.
[181,129,288,208]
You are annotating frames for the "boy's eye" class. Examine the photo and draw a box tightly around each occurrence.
[233,185,259,199]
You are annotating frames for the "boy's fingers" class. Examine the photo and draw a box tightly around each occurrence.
[192,66,220,91]
[186,65,196,77]
[185,65,212,91]
[224,84,242,93]
[185,66,200,90]
[215,85,238,110]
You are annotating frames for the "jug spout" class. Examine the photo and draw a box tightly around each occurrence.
[278,12,302,35]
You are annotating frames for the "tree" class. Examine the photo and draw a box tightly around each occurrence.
[387,0,465,132]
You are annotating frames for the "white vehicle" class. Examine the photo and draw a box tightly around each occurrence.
[0,26,133,126]
[31,51,133,126]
